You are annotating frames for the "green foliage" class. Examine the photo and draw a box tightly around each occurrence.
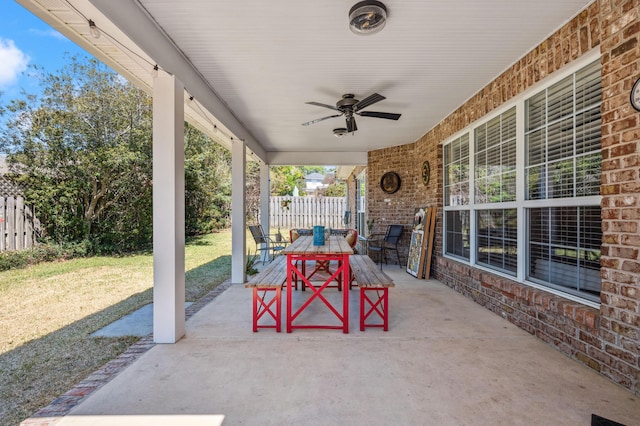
[324,182,346,196]
[0,241,93,271]
[0,55,233,250]
[245,161,261,223]
[1,55,154,250]
[184,123,232,234]
[245,250,259,275]
[269,165,328,196]
[270,165,306,195]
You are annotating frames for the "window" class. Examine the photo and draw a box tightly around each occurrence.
[444,134,470,260]
[525,61,601,200]
[528,207,601,296]
[525,59,602,300]
[445,211,470,259]
[474,107,518,275]
[443,57,602,302]
[444,134,470,207]
[475,107,516,204]
[477,209,517,274]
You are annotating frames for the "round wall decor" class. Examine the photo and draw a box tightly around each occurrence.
[421,160,430,186]
[631,76,640,112]
[380,171,401,194]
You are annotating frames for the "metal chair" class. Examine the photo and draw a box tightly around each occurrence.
[248,224,287,263]
[368,224,404,269]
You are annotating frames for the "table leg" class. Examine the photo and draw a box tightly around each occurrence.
[286,254,292,333]
[343,253,349,333]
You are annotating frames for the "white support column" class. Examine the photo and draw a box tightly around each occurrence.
[259,163,271,261]
[231,139,247,284]
[152,71,185,343]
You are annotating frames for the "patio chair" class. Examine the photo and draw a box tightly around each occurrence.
[249,224,287,263]
[368,224,404,269]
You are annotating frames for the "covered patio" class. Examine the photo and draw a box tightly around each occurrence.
[14,0,640,417]
[26,266,640,425]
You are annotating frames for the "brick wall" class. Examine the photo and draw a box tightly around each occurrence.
[367,0,640,395]
[599,0,640,395]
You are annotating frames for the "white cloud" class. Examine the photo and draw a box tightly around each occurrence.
[0,38,30,88]
[28,28,67,41]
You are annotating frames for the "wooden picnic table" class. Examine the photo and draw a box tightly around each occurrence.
[282,235,353,333]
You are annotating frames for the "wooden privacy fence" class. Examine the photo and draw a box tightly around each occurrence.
[269,196,347,229]
[1,196,39,252]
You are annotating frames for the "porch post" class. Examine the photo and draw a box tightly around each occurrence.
[259,163,270,261]
[231,139,247,284]
[152,70,185,343]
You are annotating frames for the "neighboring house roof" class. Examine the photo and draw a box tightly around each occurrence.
[305,172,325,181]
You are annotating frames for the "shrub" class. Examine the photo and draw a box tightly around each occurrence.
[0,241,94,271]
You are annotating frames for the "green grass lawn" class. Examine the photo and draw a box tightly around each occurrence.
[0,230,233,426]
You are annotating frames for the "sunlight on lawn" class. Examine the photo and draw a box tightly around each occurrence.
[0,229,232,355]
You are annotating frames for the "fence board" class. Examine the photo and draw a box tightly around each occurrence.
[268,196,346,229]
[16,197,24,250]
[1,196,38,252]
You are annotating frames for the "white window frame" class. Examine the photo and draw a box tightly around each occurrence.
[442,49,602,308]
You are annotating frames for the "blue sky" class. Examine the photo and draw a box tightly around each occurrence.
[0,1,88,102]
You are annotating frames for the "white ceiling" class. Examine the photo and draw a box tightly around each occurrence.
[18,0,593,165]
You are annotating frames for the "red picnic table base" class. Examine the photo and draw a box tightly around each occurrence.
[284,236,352,333]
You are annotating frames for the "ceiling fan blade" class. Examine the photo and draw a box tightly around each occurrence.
[301,114,342,126]
[353,93,385,112]
[346,116,357,133]
[306,101,340,111]
[358,111,401,120]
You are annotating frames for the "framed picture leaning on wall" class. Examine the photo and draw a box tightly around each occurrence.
[406,229,424,277]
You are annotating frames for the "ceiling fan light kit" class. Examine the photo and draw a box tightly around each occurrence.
[333,128,348,137]
[302,93,401,135]
[349,0,387,35]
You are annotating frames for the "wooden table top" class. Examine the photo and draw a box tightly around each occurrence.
[283,235,353,255]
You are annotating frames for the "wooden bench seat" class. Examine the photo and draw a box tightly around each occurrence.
[349,255,395,331]
[245,256,288,332]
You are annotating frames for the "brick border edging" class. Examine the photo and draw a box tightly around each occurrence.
[21,280,234,426]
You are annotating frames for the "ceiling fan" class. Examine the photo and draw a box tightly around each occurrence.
[301,93,401,134]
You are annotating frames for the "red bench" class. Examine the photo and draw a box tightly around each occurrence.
[245,256,288,332]
[349,255,395,331]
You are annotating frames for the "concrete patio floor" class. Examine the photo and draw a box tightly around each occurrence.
[44,266,640,425]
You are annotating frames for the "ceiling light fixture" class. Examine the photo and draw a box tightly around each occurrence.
[349,0,387,35]
[333,128,348,137]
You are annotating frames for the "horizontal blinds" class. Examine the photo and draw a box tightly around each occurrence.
[525,59,601,201]
[528,206,601,294]
[444,133,470,206]
[474,107,516,203]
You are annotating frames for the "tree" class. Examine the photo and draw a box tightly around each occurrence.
[184,123,232,233]
[0,56,154,250]
[245,161,261,223]
[324,182,346,197]
[0,55,235,250]
[269,165,328,196]
[270,165,306,195]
